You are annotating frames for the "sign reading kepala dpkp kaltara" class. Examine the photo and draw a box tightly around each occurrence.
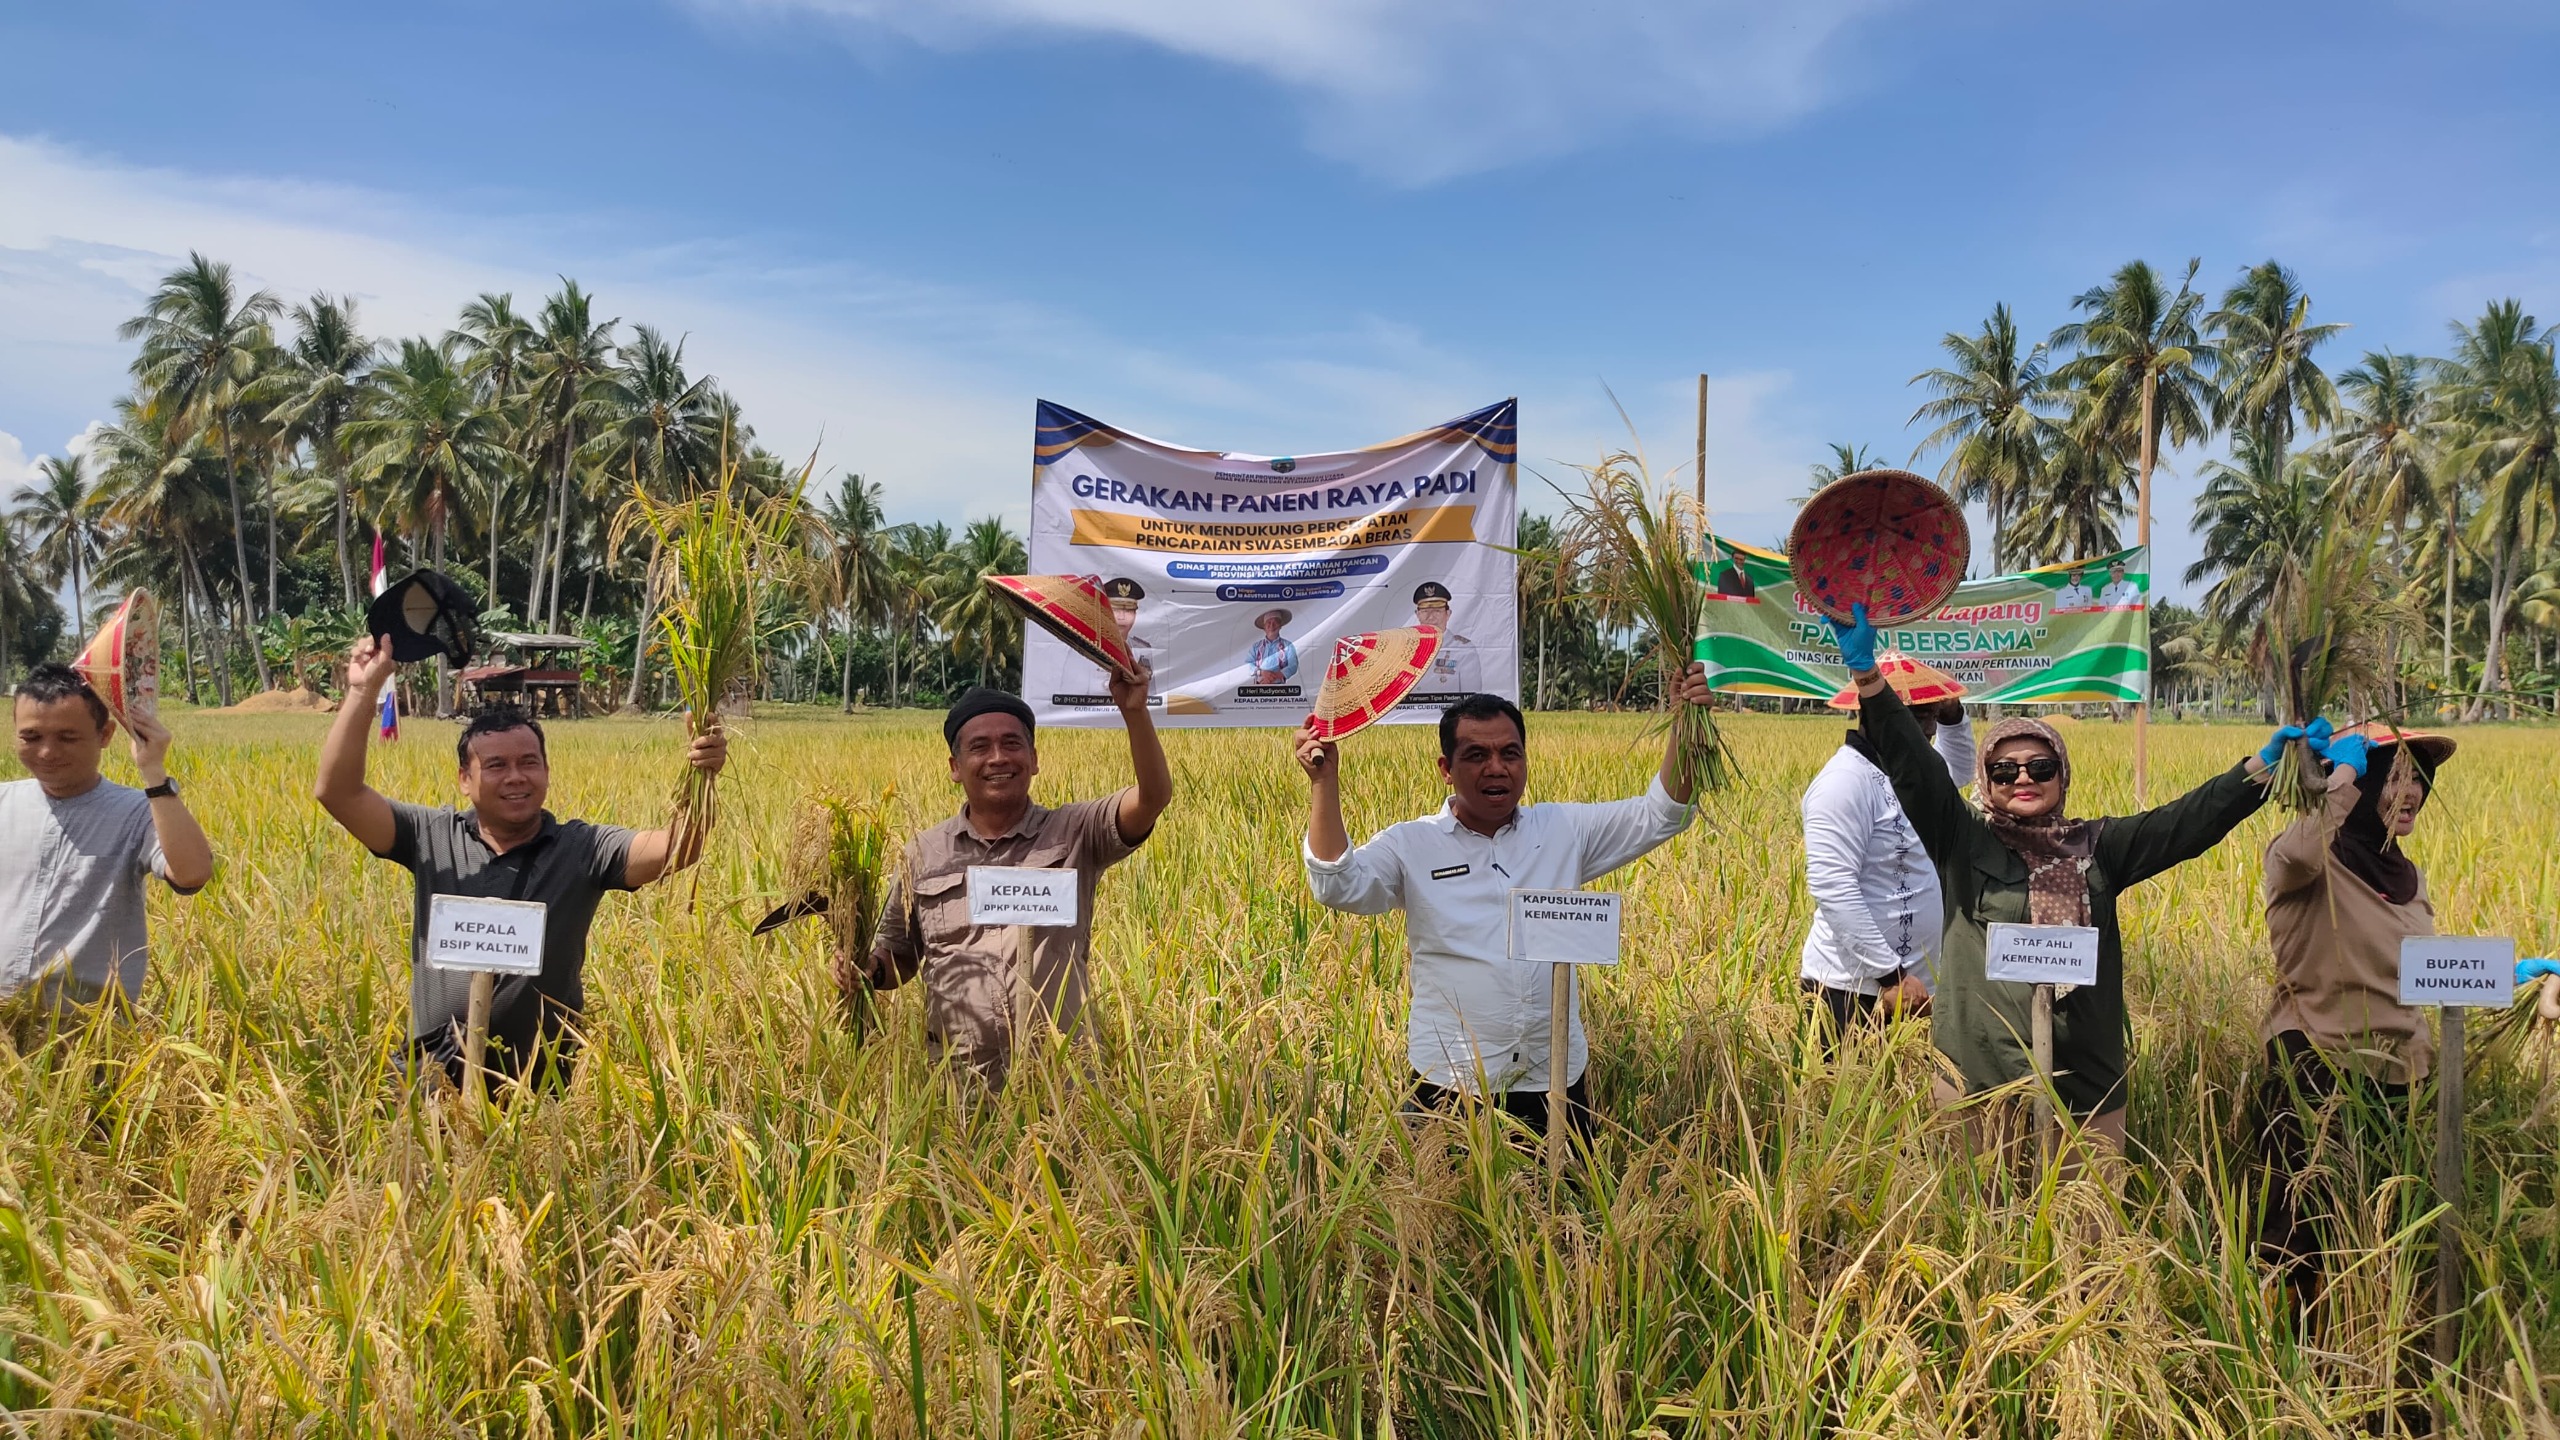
[1694,533,2151,705]
[1024,400,1519,727]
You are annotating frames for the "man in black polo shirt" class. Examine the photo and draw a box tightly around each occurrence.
[314,634,726,1090]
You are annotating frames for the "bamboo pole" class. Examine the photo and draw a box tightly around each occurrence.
[2433,1005,2466,1376]
[1548,963,1572,1176]
[2134,371,2154,808]
[1014,924,1039,1049]
[462,971,495,1111]
[1694,373,1710,525]
[2030,983,2056,1166]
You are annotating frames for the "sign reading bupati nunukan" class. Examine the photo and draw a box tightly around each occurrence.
[1024,400,1520,727]
[1695,534,2152,705]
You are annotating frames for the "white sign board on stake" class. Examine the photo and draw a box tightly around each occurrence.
[967,867,1080,927]
[2399,936,2516,1008]
[425,895,549,975]
[1984,923,2101,987]
[1507,889,1623,966]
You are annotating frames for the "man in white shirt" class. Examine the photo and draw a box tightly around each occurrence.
[1798,689,1973,1047]
[2052,567,2097,612]
[2096,561,2141,610]
[1295,666,1712,1139]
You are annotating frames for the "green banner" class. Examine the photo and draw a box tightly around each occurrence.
[1694,535,2150,705]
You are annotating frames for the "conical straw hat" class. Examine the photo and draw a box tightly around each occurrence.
[1827,651,1966,711]
[1308,626,1442,741]
[2331,721,2457,770]
[1789,469,1970,625]
[985,574,1141,681]
[73,589,160,729]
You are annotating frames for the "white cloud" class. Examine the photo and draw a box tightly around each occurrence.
[0,429,31,497]
[694,0,1904,183]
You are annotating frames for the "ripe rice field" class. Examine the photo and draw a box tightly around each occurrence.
[4,708,2559,1437]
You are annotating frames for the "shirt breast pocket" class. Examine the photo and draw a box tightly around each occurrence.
[913,872,972,946]
[1973,860,2030,924]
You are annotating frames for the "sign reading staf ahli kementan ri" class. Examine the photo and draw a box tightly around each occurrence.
[1984,923,2101,987]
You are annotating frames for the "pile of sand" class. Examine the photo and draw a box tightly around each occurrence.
[225,687,337,714]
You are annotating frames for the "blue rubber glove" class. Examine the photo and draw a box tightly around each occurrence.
[2258,724,2306,768]
[2323,733,2373,778]
[2517,958,2560,984]
[2301,717,2334,753]
[1826,601,1880,673]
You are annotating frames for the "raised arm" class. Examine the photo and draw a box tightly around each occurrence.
[2097,722,2294,889]
[1930,701,1976,791]
[1832,607,1972,865]
[1296,720,1350,863]
[314,635,400,855]
[2265,759,2357,897]
[125,710,212,892]
[623,725,730,887]
[1295,723,1403,914]
[1111,665,1172,843]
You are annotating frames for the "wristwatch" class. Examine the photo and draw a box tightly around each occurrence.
[144,778,179,799]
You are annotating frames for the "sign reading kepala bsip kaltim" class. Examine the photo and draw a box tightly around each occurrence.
[2399,936,2515,1007]
[967,867,1080,927]
[1507,890,1623,966]
[1023,400,1519,728]
[424,894,548,975]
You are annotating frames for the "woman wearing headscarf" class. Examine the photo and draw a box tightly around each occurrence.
[1827,605,2291,1155]
[2253,723,2454,1310]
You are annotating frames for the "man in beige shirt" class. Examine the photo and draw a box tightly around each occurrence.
[848,673,1171,1086]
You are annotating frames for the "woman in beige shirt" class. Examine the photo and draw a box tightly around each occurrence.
[2253,723,2454,1312]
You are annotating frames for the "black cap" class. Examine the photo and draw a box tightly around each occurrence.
[1413,581,1453,604]
[944,687,1036,749]
[1102,577,1145,601]
[365,569,477,664]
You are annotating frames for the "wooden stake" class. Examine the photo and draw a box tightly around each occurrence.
[1693,373,1711,528]
[462,970,495,1111]
[2134,369,2155,809]
[2433,1005,2466,1375]
[1013,924,1039,1051]
[1548,962,1572,1176]
[2030,983,2056,1167]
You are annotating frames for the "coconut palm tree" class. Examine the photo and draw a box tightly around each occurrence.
[257,294,376,604]
[119,253,283,688]
[523,282,620,631]
[813,473,893,710]
[2209,259,2344,468]
[452,293,539,609]
[14,454,103,633]
[2050,259,2220,558]
[882,520,952,704]
[0,515,68,688]
[1907,303,2055,569]
[2185,434,2329,686]
[932,517,1028,687]
[2438,300,2560,718]
[91,395,236,705]
[2323,350,2456,681]
[1801,442,1889,498]
[2006,398,2132,567]
[345,339,508,712]
[598,328,726,708]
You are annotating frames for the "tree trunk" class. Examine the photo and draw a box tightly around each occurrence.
[220,429,273,690]
[487,476,504,617]
[432,500,454,717]
[69,556,84,639]
[580,566,596,627]
[2466,537,2513,723]
[626,535,662,710]
[2441,496,2459,705]
[266,480,279,617]
[333,445,356,607]
[545,423,578,634]
[840,618,856,711]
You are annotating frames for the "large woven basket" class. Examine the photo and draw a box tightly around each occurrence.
[1789,470,1969,625]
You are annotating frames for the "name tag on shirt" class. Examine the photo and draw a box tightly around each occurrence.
[968,867,1079,927]
[425,894,549,975]
[1431,864,1470,880]
[1984,923,2099,986]
[1507,889,1622,966]
[2399,936,2515,1007]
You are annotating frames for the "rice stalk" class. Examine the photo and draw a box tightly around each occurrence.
[1555,449,1735,793]
[789,787,896,1038]
[2256,506,2400,814]
[619,441,813,863]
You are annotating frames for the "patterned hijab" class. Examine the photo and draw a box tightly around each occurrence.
[1975,717,2103,926]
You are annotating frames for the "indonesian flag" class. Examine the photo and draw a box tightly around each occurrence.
[370,532,399,741]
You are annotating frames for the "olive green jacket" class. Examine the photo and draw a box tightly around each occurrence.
[1860,687,2269,1117]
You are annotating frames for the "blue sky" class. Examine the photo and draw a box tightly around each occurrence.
[3,0,2554,599]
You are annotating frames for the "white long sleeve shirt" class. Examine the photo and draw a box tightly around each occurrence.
[1797,722,1975,995]
[1304,777,1693,1093]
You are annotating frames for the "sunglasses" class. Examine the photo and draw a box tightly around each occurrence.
[1985,756,2061,785]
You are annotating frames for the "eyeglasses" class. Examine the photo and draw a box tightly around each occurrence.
[1985,756,2061,785]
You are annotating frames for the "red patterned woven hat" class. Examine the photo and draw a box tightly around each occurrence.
[1789,470,1970,625]
[73,589,160,729]
[1826,651,1966,711]
[985,574,1142,681]
[1307,627,1441,741]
